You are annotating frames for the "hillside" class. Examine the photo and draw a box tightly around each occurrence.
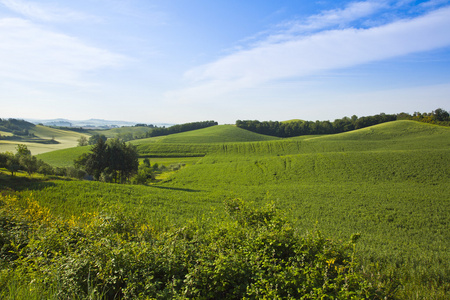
[131,125,280,157]
[2,120,449,298]
[0,125,89,155]
[133,125,280,144]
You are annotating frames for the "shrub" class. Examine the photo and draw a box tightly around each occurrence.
[0,194,395,299]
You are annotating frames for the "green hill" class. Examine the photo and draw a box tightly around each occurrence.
[133,125,280,144]
[2,120,449,298]
[131,125,280,157]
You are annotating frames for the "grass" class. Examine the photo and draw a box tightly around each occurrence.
[36,145,91,167]
[1,120,449,298]
[133,125,280,144]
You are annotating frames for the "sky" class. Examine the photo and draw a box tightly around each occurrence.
[1,0,450,124]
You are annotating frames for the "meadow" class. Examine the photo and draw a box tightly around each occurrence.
[1,120,449,299]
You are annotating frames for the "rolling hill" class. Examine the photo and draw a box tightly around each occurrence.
[2,119,449,298]
[0,125,89,155]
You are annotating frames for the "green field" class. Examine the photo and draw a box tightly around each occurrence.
[1,120,449,299]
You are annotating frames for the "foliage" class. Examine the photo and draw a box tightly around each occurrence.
[0,145,53,176]
[236,109,449,137]
[397,108,450,126]
[88,134,107,145]
[0,193,393,299]
[76,138,139,183]
[0,118,35,137]
[1,120,449,299]
[236,113,397,137]
[147,120,218,137]
[77,136,88,146]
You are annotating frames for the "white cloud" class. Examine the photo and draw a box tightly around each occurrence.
[0,0,97,22]
[167,6,450,103]
[0,18,126,85]
[289,1,387,32]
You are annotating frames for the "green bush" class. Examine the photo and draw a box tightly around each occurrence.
[0,194,394,299]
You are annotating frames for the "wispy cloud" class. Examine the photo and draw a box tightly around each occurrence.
[287,1,387,32]
[166,5,450,103]
[0,0,98,22]
[0,18,126,85]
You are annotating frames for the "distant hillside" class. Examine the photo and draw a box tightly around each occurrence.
[0,124,89,155]
[24,118,174,128]
[133,125,280,144]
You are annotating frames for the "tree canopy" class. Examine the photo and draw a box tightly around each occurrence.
[75,138,139,183]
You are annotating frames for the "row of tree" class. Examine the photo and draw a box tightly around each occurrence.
[236,113,397,137]
[0,118,36,138]
[0,141,144,184]
[236,108,448,137]
[146,120,218,137]
[397,108,450,125]
[0,145,55,176]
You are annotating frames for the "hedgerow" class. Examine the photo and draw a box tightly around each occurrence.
[0,194,395,299]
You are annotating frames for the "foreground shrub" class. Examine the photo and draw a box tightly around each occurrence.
[0,194,395,299]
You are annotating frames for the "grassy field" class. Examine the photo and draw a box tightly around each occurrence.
[0,125,89,155]
[1,120,449,299]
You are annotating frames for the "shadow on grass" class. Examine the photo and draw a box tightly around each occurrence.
[149,185,202,193]
[0,172,57,192]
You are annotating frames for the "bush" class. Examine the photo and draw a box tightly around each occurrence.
[0,194,395,299]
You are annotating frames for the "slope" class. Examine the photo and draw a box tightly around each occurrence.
[0,125,89,155]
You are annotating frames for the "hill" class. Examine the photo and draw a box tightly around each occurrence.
[2,120,449,298]
[131,125,280,157]
[134,125,280,144]
[0,124,89,155]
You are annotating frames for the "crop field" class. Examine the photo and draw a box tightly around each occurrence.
[1,120,449,299]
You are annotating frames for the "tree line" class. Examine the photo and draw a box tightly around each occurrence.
[0,145,61,177]
[0,118,36,138]
[397,108,450,126]
[146,120,218,137]
[236,108,449,137]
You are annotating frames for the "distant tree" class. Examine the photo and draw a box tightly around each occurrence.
[432,108,450,121]
[16,144,31,156]
[78,136,88,146]
[88,134,107,145]
[143,158,151,168]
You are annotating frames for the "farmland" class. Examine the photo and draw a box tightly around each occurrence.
[0,124,89,155]
[1,120,449,299]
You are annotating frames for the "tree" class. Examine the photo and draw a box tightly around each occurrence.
[5,152,20,176]
[16,144,31,156]
[77,138,138,183]
[432,108,450,121]
[19,155,38,175]
[78,136,88,146]
[85,138,109,180]
[88,134,107,145]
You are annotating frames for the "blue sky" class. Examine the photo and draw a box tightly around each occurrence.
[1,0,449,124]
